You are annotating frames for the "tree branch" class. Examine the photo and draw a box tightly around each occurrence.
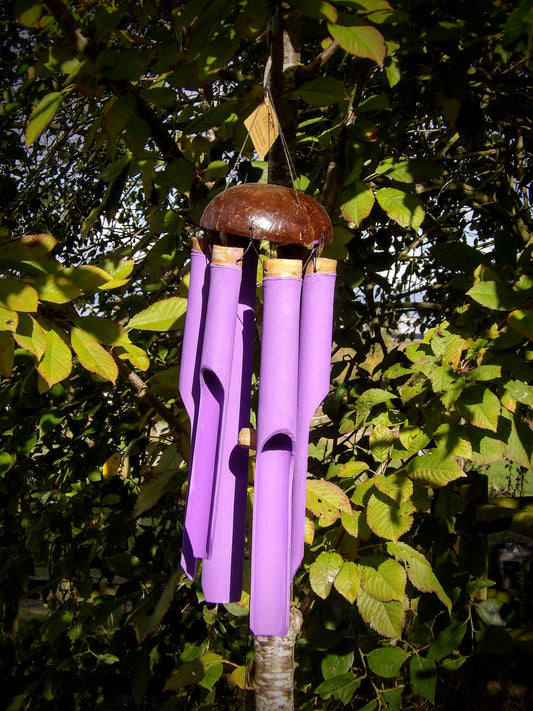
[43,0,90,54]
[113,356,187,440]
[43,0,185,164]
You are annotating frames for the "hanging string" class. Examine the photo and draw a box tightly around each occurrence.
[264,85,302,208]
[236,230,264,268]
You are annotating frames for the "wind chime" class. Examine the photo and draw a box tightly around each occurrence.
[178,181,336,637]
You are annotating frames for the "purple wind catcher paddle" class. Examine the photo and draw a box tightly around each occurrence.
[178,239,209,580]
[183,246,243,561]
[250,259,302,637]
[291,258,337,578]
[201,247,258,603]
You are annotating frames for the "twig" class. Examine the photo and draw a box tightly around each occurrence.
[113,355,187,440]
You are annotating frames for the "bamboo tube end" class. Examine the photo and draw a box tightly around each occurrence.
[305,257,337,276]
[211,244,243,266]
[191,236,205,252]
[238,427,257,450]
[263,258,302,279]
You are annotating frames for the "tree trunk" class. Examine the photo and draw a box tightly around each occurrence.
[267,7,300,188]
[253,607,303,710]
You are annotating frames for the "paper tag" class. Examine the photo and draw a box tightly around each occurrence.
[244,97,279,160]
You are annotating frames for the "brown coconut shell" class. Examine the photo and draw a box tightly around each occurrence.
[200,183,333,245]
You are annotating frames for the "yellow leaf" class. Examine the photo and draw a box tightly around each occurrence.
[14,314,47,359]
[37,326,72,387]
[306,478,352,526]
[103,453,122,480]
[71,327,118,383]
[0,278,39,312]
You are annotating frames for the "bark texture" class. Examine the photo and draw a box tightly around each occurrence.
[253,607,303,710]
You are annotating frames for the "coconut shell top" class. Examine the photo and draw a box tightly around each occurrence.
[200,183,333,245]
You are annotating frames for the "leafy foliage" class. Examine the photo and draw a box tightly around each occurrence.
[0,0,532,709]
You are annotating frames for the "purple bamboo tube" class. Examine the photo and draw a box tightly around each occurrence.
[179,239,210,579]
[250,258,302,637]
[290,258,337,578]
[201,247,258,603]
[183,245,243,560]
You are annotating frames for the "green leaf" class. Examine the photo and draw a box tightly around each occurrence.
[501,407,533,468]
[427,619,467,661]
[359,555,406,602]
[351,478,375,507]
[355,388,395,426]
[464,365,501,382]
[128,297,187,331]
[202,160,229,181]
[306,478,352,525]
[431,241,486,273]
[334,561,360,603]
[132,573,178,643]
[467,281,523,311]
[0,452,13,475]
[321,651,354,680]
[0,306,18,332]
[503,379,533,408]
[374,473,413,505]
[103,94,136,136]
[366,490,414,542]
[65,265,114,293]
[34,273,83,304]
[375,188,425,230]
[340,181,375,226]
[405,450,466,488]
[309,551,344,599]
[329,460,369,479]
[475,598,507,627]
[287,0,338,22]
[0,279,39,312]
[328,21,386,66]
[358,94,390,113]
[14,0,43,28]
[386,541,451,612]
[369,423,394,462]
[0,233,57,262]
[367,646,409,678]
[71,328,118,383]
[457,386,501,433]
[341,510,362,538]
[164,653,223,691]
[229,665,253,690]
[72,316,130,346]
[322,224,354,260]
[467,427,505,465]
[375,158,442,184]
[133,468,181,518]
[508,308,533,339]
[114,342,150,371]
[98,258,134,280]
[0,331,14,377]
[409,655,436,704]
[315,673,359,703]
[26,91,64,147]
[298,76,345,106]
[37,327,72,388]
[357,588,405,638]
[432,424,472,459]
